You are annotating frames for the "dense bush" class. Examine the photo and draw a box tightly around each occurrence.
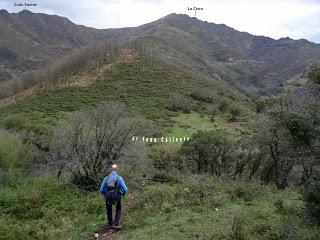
[218,100,229,112]
[229,105,241,122]
[180,130,233,176]
[255,96,278,113]
[0,130,30,184]
[2,114,27,131]
[308,60,320,86]
[231,139,265,181]
[190,88,215,103]
[167,94,193,113]
[252,92,320,189]
[150,144,191,171]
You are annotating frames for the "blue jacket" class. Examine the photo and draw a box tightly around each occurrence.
[99,172,127,195]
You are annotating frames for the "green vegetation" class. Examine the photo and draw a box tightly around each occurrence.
[0,55,250,135]
[283,77,308,93]
[123,178,319,240]
[179,130,232,174]
[167,94,193,113]
[303,181,320,224]
[0,53,320,240]
[308,60,320,85]
[1,9,320,239]
[0,177,105,240]
[0,130,30,183]
[168,111,249,139]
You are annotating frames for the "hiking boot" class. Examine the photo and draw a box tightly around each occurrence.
[113,225,122,230]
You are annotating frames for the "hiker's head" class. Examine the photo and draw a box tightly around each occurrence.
[111,164,118,172]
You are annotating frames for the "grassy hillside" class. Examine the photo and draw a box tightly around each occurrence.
[0,176,105,240]
[168,111,250,140]
[0,53,251,135]
[3,175,319,240]
[122,177,319,240]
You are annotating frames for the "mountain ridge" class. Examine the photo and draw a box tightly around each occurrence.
[1,10,320,98]
[140,13,320,96]
[0,9,107,81]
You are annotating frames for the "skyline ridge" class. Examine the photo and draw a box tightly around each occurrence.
[0,9,318,45]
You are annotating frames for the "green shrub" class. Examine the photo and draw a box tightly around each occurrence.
[0,130,30,183]
[218,100,229,112]
[229,106,241,122]
[308,60,320,86]
[179,130,232,175]
[167,94,193,113]
[230,214,245,240]
[0,177,104,239]
[226,181,264,202]
[2,114,26,131]
[190,88,215,103]
[274,198,301,216]
[150,144,188,171]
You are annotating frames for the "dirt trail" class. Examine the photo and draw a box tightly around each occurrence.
[88,191,139,240]
[61,49,136,89]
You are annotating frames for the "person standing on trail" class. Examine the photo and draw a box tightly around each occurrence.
[100,164,127,228]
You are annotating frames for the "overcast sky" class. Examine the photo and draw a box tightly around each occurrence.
[1,0,320,43]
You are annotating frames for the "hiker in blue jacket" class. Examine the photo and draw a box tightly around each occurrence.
[100,164,127,228]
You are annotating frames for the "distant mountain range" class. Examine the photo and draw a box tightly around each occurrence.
[1,10,320,97]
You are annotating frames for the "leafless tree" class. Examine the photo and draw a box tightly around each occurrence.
[47,101,141,185]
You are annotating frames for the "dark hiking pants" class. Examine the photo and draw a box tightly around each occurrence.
[106,197,122,226]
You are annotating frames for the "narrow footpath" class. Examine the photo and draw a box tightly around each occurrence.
[88,192,140,240]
